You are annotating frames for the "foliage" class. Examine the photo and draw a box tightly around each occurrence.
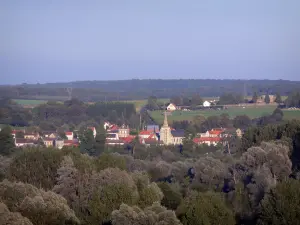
[0,126,15,156]
[8,147,64,190]
[94,153,126,171]
[275,92,282,104]
[218,93,244,105]
[0,202,33,225]
[177,191,235,225]
[0,179,79,225]
[258,179,300,225]
[111,202,183,225]
[252,92,259,103]
[158,182,182,210]
[264,94,270,104]
[285,92,300,108]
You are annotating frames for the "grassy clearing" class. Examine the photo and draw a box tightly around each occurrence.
[149,105,278,125]
[13,99,48,106]
[282,110,300,120]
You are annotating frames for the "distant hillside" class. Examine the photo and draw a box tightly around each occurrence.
[1,79,300,101]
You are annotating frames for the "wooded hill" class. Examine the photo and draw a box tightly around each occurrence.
[1,79,300,101]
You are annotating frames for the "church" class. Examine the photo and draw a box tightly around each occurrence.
[159,111,185,145]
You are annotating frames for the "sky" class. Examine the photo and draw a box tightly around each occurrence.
[1,0,300,84]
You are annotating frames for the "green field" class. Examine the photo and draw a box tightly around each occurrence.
[13,99,48,106]
[283,110,300,120]
[150,105,300,125]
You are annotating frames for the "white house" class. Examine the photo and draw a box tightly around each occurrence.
[65,132,74,140]
[166,103,177,111]
[203,101,211,107]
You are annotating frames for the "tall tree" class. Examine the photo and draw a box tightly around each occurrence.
[94,126,106,155]
[0,126,15,156]
[252,92,259,103]
[170,96,183,106]
[146,96,159,110]
[264,94,270,104]
[79,129,96,156]
[258,179,300,225]
[191,94,203,106]
[275,92,282,104]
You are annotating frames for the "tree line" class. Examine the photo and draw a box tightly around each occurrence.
[1,79,300,101]
[0,98,140,131]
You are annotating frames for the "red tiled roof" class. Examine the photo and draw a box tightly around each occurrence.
[88,127,96,131]
[110,125,119,130]
[209,130,223,135]
[139,130,152,135]
[15,138,35,144]
[147,133,157,139]
[193,137,221,143]
[65,132,73,135]
[119,136,136,143]
[12,130,25,134]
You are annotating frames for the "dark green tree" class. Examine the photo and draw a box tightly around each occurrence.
[252,92,259,103]
[94,126,106,154]
[264,94,270,104]
[275,92,282,104]
[79,129,96,156]
[191,94,203,107]
[258,179,300,225]
[0,126,15,156]
[158,182,182,210]
[177,191,235,225]
[146,96,159,110]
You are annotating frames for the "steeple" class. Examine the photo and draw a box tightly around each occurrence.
[163,111,168,127]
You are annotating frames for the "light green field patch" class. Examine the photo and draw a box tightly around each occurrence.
[13,99,48,106]
[149,105,278,125]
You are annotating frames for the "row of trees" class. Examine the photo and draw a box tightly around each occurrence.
[0,97,140,131]
[1,79,299,101]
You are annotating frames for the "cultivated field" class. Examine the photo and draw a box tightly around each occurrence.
[13,99,48,107]
[149,105,300,125]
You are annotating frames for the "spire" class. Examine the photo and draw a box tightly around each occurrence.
[163,111,168,127]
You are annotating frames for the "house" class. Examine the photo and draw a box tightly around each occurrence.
[203,101,211,107]
[236,128,243,138]
[118,124,130,138]
[193,137,221,146]
[119,135,136,144]
[11,129,25,139]
[65,132,74,140]
[139,130,152,139]
[166,103,177,111]
[107,125,119,132]
[106,139,125,146]
[171,129,185,145]
[88,127,97,138]
[54,138,64,149]
[24,132,40,140]
[143,139,164,147]
[146,125,159,132]
[209,128,225,137]
[15,138,36,147]
[42,131,58,139]
[104,121,111,130]
[106,133,119,140]
[63,139,79,147]
[43,138,55,147]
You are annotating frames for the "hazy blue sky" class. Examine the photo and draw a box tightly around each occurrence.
[1,0,300,84]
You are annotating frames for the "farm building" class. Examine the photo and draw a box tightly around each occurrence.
[203,101,211,107]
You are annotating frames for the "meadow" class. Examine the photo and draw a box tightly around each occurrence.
[13,99,48,106]
[149,105,300,125]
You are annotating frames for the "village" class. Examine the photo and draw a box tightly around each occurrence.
[11,111,243,149]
